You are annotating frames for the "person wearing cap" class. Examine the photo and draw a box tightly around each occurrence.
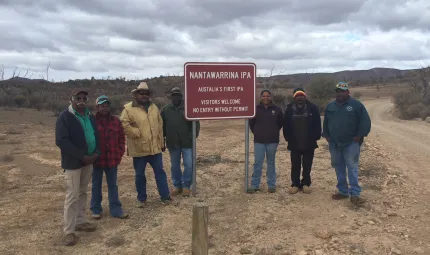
[90,95,129,220]
[120,82,172,207]
[55,90,100,246]
[282,88,321,194]
[322,82,371,206]
[248,89,283,193]
[161,87,200,197]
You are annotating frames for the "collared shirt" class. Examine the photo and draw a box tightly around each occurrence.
[94,113,126,168]
[73,108,97,155]
[322,97,371,149]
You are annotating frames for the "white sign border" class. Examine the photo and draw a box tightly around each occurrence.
[184,62,257,121]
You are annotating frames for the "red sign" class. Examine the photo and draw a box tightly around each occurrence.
[184,62,256,120]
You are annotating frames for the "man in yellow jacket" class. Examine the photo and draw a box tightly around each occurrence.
[120,82,172,207]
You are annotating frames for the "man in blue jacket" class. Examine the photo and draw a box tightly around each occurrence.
[322,82,371,206]
[55,90,100,246]
[283,88,321,194]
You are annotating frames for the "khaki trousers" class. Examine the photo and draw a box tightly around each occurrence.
[63,165,92,234]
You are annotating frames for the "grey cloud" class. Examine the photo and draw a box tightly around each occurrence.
[0,0,429,81]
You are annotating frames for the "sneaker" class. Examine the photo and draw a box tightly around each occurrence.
[268,187,276,193]
[302,186,312,194]
[62,233,78,246]
[247,187,260,194]
[350,196,365,206]
[182,188,190,197]
[288,187,299,194]
[136,200,147,208]
[75,222,96,232]
[170,188,182,196]
[331,193,349,200]
[92,214,101,220]
[161,197,173,205]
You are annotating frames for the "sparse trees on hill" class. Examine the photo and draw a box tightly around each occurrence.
[393,66,430,120]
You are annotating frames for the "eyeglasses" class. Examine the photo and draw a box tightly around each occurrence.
[75,96,88,101]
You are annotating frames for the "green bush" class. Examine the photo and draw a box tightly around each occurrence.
[307,77,336,113]
[352,91,362,99]
[419,106,430,120]
[406,103,425,119]
[14,95,28,108]
[393,90,426,120]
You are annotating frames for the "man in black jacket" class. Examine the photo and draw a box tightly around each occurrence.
[283,88,322,194]
[248,89,283,193]
[55,90,100,246]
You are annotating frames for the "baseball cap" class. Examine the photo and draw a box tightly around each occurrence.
[72,90,88,96]
[171,87,182,95]
[335,82,349,91]
[96,95,110,105]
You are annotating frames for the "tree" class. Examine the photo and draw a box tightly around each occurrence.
[306,77,336,113]
[14,95,28,108]
[258,64,289,109]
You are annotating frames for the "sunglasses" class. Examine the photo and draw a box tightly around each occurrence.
[138,91,149,96]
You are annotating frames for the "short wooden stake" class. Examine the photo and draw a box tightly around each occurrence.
[192,200,209,255]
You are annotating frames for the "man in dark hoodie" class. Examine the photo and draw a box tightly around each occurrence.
[283,88,322,194]
[55,90,100,246]
[248,89,283,193]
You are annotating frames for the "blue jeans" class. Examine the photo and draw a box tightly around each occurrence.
[168,147,193,189]
[251,143,278,189]
[133,153,170,201]
[90,167,124,217]
[329,141,362,196]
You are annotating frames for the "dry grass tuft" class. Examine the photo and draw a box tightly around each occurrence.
[5,128,23,135]
[1,154,15,162]
[7,139,22,145]
[105,236,126,248]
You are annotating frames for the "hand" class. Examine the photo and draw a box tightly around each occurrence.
[83,154,99,165]
[353,136,361,142]
[82,155,94,165]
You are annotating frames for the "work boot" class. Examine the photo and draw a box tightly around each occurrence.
[247,187,260,194]
[161,197,173,205]
[268,187,276,193]
[62,233,78,246]
[182,188,190,197]
[114,212,129,219]
[75,222,96,232]
[350,196,365,206]
[331,193,349,200]
[136,200,147,208]
[302,186,312,194]
[170,188,182,196]
[288,187,299,194]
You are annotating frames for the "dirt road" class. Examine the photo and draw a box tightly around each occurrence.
[0,101,429,255]
[365,98,430,186]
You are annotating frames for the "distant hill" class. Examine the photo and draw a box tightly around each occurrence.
[268,67,412,87]
[0,67,416,100]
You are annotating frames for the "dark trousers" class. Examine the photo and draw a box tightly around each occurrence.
[290,149,315,188]
[90,167,123,217]
[132,153,170,202]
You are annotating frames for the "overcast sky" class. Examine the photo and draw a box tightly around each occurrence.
[0,0,429,82]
